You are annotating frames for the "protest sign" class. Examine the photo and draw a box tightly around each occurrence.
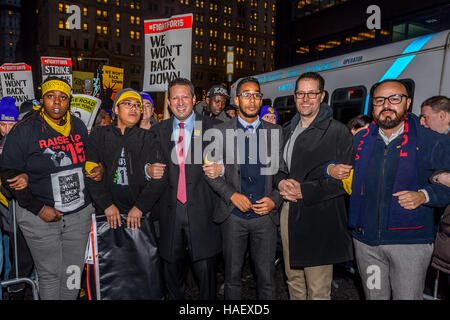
[143,13,193,91]
[70,94,101,130]
[0,63,35,105]
[41,56,73,87]
[73,71,94,94]
[101,65,123,102]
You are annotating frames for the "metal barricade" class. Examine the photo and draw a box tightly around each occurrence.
[0,200,39,300]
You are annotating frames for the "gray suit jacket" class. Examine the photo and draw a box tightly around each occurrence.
[206,118,284,225]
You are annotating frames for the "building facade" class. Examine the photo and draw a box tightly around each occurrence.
[0,0,22,63]
[276,0,450,69]
[2,0,277,112]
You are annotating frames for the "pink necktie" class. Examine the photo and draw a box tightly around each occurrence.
[177,122,187,204]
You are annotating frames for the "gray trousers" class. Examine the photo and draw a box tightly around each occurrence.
[353,238,433,300]
[16,204,92,300]
[221,213,277,300]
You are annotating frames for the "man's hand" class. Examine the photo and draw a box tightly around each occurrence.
[85,163,104,182]
[393,190,426,210]
[328,164,352,180]
[7,173,29,190]
[202,162,223,179]
[105,204,121,229]
[39,205,63,222]
[127,206,143,230]
[146,163,166,179]
[252,197,276,215]
[437,172,450,187]
[230,193,252,212]
[278,179,302,202]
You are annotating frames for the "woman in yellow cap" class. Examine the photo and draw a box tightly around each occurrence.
[0,76,94,300]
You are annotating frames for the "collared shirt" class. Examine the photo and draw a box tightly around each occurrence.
[284,123,306,172]
[444,127,450,136]
[173,111,196,154]
[237,115,260,133]
[144,112,196,180]
[378,124,405,145]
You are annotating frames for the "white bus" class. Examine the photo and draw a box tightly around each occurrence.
[231,29,450,125]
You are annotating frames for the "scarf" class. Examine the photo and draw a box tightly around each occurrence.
[41,110,72,137]
[348,116,422,230]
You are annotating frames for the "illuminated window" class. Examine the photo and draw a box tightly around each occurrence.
[58,19,64,29]
[116,28,120,37]
[130,0,135,9]
[103,10,107,18]
[136,32,141,40]
[83,7,88,16]
[130,30,135,39]
[97,9,101,16]
[83,23,88,31]
[97,25,102,34]
[103,26,108,34]
[130,16,135,24]
[116,0,120,5]
[116,13,120,22]
[136,17,140,24]
[58,3,63,13]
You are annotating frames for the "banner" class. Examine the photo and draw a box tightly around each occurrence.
[41,56,73,87]
[0,63,35,105]
[101,65,123,102]
[72,71,94,94]
[143,13,193,91]
[70,94,101,130]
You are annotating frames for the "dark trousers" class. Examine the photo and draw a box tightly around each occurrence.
[162,202,217,300]
[221,214,277,300]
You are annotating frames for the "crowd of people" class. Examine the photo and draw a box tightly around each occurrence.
[0,72,448,301]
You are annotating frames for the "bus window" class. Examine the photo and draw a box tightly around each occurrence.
[273,95,296,125]
[323,90,329,104]
[331,86,367,125]
[367,79,415,115]
[262,98,272,106]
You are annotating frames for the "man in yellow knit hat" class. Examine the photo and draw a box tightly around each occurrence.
[85,88,165,299]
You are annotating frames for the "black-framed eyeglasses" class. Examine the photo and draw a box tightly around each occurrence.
[372,94,408,106]
[120,101,142,110]
[294,91,322,99]
[238,92,263,100]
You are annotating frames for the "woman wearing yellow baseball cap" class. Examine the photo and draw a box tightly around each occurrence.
[0,76,94,300]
